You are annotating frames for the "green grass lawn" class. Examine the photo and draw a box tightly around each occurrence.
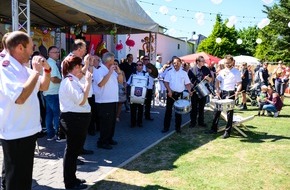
[92,97,290,190]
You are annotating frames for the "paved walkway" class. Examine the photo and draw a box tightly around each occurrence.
[0,105,190,190]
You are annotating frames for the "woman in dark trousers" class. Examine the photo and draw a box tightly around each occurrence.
[59,55,92,189]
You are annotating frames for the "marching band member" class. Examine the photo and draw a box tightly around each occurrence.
[59,55,92,189]
[0,31,51,190]
[162,57,192,133]
[188,56,212,128]
[127,60,149,128]
[142,55,155,120]
[207,55,242,139]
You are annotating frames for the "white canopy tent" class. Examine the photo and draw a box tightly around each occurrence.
[233,55,260,66]
[218,55,260,66]
[1,0,159,34]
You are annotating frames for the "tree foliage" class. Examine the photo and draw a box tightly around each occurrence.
[255,0,290,63]
[197,14,256,58]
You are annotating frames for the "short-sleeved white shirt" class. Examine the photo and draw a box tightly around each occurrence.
[59,74,91,113]
[0,54,41,140]
[93,64,118,103]
[43,57,61,96]
[217,67,242,91]
[164,68,190,93]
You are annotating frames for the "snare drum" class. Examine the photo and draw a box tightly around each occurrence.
[215,99,235,111]
[195,80,210,98]
[182,90,190,100]
[174,99,191,114]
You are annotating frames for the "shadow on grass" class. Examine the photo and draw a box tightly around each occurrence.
[93,180,173,190]
[239,129,290,143]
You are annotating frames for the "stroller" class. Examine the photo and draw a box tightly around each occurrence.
[235,83,260,107]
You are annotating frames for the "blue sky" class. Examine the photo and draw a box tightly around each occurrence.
[137,0,277,38]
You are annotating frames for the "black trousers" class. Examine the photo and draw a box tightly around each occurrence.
[163,92,182,131]
[144,89,153,118]
[88,95,98,133]
[60,112,91,188]
[130,103,144,126]
[190,92,207,125]
[96,102,117,145]
[211,91,235,134]
[1,133,38,190]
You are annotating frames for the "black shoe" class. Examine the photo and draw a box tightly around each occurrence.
[257,112,260,116]
[56,136,66,143]
[97,143,113,150]
[130,124,136,128]
[75,178,86,184]
[145,117,154,121]
[176,130,182,134]
[88,130,96,136]
[189,123,196,128]
[198,123,207,127]
[65,183,88,189]
[161,129,169,133]
[36,131,46,138]
[222,132,230,139]
[138,123,143,127]
[205,129,217,134]
[80,149,94,155]
[109,140,118,145]
[76,159,84,165]
[240,106,247,110]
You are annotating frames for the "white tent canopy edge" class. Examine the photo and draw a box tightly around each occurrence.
[55,0,159,33]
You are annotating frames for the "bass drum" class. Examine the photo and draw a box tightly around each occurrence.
[130,86,147,104]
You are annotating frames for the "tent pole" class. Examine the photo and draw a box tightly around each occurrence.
[11,0,30,34]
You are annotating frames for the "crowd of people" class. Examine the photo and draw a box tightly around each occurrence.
[1,31,289,190]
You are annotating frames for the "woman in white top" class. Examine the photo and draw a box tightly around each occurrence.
[59,55,92,190]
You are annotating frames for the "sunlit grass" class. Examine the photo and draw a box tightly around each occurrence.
[92,97,290,190]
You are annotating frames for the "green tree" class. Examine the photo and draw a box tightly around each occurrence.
[197,14,239,58]
[237,26,259,56]
[255,0,290,63]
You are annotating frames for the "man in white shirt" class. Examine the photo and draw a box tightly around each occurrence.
[93,52,123,149]
[207,55,242,139]
[0,31,51,190]
[162,57,192,133]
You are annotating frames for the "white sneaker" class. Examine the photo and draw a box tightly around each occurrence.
[273,112,279,118]
[47,135,56,141]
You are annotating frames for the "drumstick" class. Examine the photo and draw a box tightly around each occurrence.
[227,90,245,99]
[170,96,176,101]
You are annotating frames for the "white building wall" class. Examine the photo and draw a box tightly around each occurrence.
[107,33,194,65]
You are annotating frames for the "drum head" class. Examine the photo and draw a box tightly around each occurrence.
[216,99,234,104]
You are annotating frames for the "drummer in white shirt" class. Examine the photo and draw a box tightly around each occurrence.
[127,60,149,128]
[162,57,192,133]
[206,55,242,139]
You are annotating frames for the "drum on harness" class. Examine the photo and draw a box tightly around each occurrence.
[130,75,148,105]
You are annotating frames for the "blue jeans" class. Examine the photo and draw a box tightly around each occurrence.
[262,104,277,113]
[44,94,60,138]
